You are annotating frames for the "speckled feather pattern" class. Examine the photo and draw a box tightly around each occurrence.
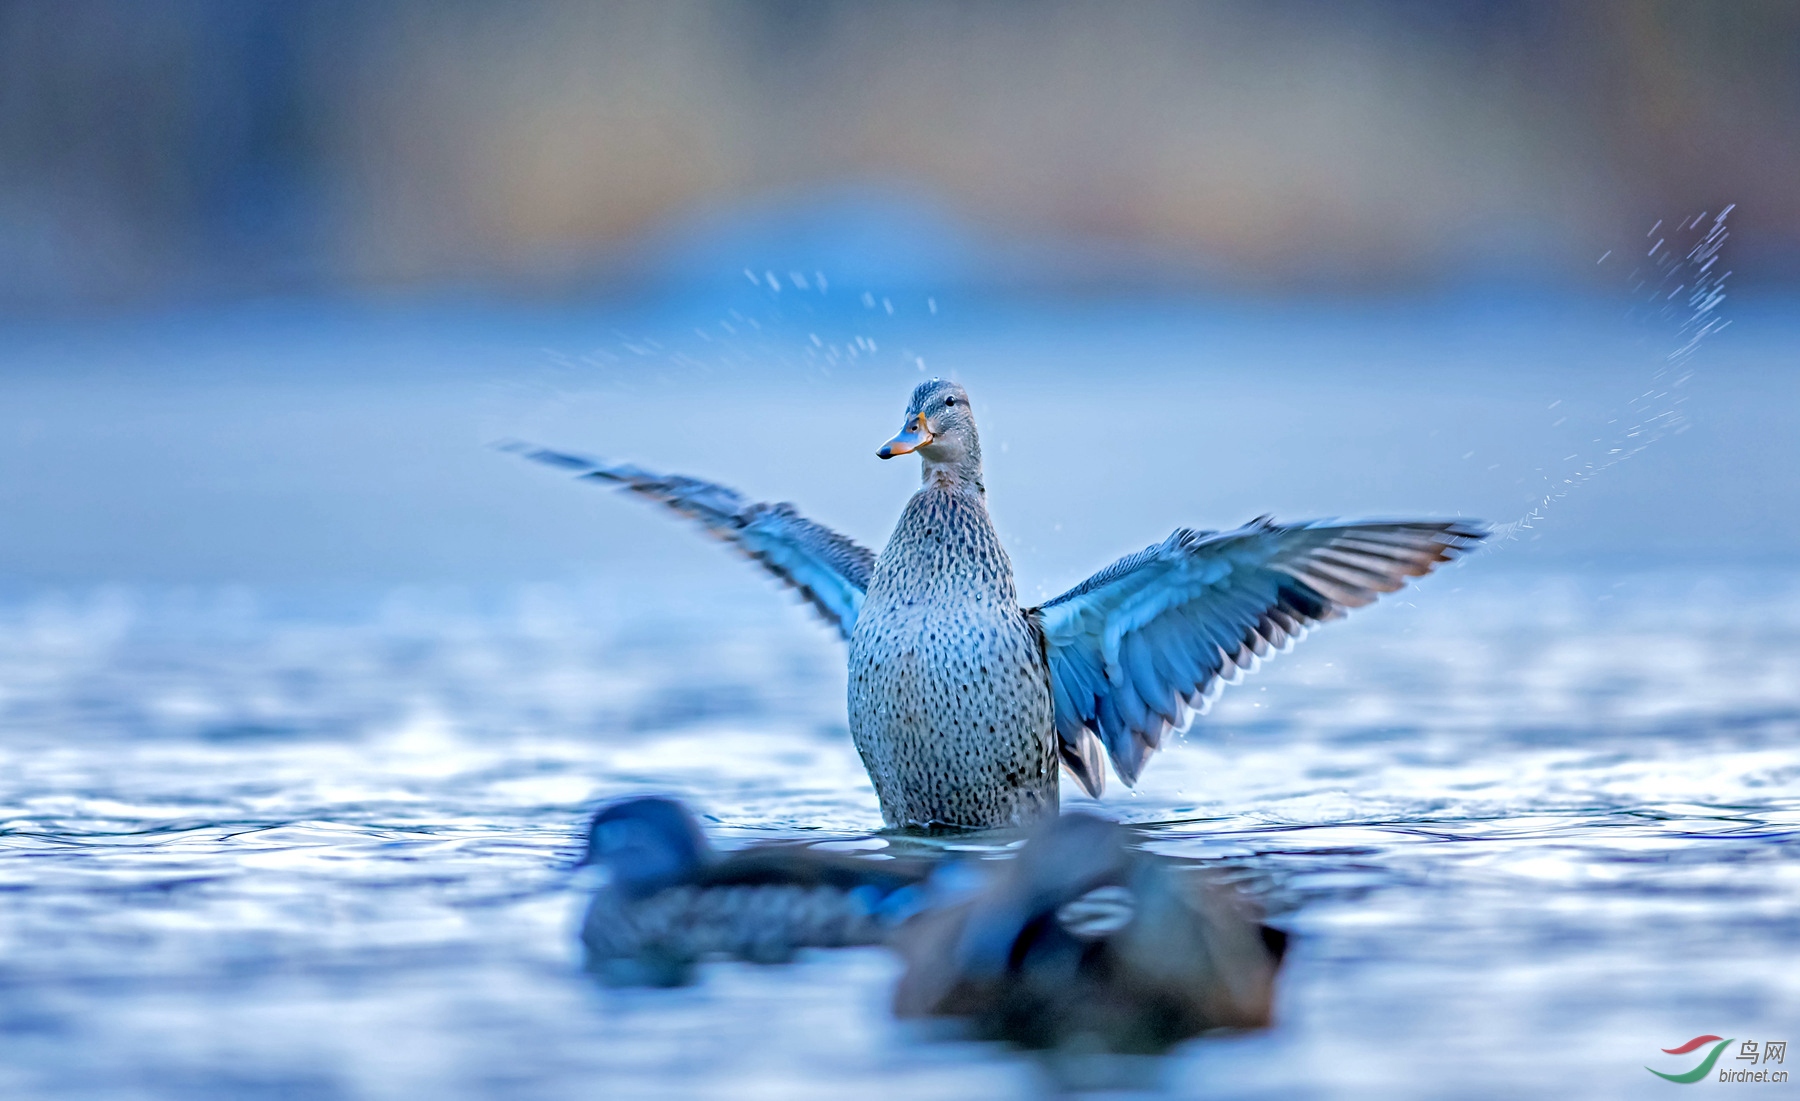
[582,883,888,978]
[848,482,1058,830]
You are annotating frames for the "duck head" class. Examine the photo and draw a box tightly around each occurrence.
[578,795,710,900]
[878,378,983,489]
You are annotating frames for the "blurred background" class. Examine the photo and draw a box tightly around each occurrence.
[4,0,1800,305]
[3,7,1799,1099]
[1,0,1796,593]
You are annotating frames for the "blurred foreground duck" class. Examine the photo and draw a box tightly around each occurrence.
[577,795,932,986]
[511,380,1484,831]
[891,811,1286,1054]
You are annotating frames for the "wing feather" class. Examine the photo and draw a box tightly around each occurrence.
[503,442,874,640]
[1035,518,1485,791]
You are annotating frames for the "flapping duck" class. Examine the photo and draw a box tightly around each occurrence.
[512,379,1483,831]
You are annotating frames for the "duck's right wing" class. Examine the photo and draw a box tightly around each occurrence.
[503,442,875,641]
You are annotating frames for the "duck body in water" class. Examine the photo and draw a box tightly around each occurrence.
[850,385,1057,829]
[577,796,932,986]
[891,811,1287,1054]
[509,379,1484,832]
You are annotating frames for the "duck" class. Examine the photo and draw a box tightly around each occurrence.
[576,795,933,986]
[890,810,1287,1054]
[508,378,1484,831]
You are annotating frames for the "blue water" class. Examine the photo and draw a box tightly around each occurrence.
[2,268,1797,1098]
[1,568,1795,1100]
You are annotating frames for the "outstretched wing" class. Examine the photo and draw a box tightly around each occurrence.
[1033,518,1485,795]
[504,442,875,640]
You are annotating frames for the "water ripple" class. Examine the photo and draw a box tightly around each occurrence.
[2,572,1796,1099]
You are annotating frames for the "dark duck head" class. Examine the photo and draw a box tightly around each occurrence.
[892,811,1287,1055]
[578,795,710,901]
[577,795,936,986]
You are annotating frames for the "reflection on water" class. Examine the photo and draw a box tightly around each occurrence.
[1,570,1796,1099]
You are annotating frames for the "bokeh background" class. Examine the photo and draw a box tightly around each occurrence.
[6,1,1800,305]
[0,0,1796,595]
[2,6,1799,1100]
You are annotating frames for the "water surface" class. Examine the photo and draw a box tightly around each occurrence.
[2,569,1795,1099]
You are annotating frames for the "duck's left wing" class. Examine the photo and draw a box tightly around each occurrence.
[504,443,875,640]
[1032,518,1485,795]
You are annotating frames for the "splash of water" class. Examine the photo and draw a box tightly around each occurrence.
[1491,207,1732,545]
[530,272,937,397]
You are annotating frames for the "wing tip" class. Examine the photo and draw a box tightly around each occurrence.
[1058,739,1107,798]
[493,438,616,477]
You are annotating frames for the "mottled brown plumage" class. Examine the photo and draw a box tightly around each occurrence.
[891,811,1286,1054]
[848,467,1058,830]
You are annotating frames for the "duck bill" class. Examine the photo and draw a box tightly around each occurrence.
[878,413,933,459]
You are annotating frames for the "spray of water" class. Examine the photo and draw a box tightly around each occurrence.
[528,272,937,396]
[1489,206,1732,546]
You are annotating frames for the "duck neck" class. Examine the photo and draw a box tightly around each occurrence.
[920,437,984,495]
